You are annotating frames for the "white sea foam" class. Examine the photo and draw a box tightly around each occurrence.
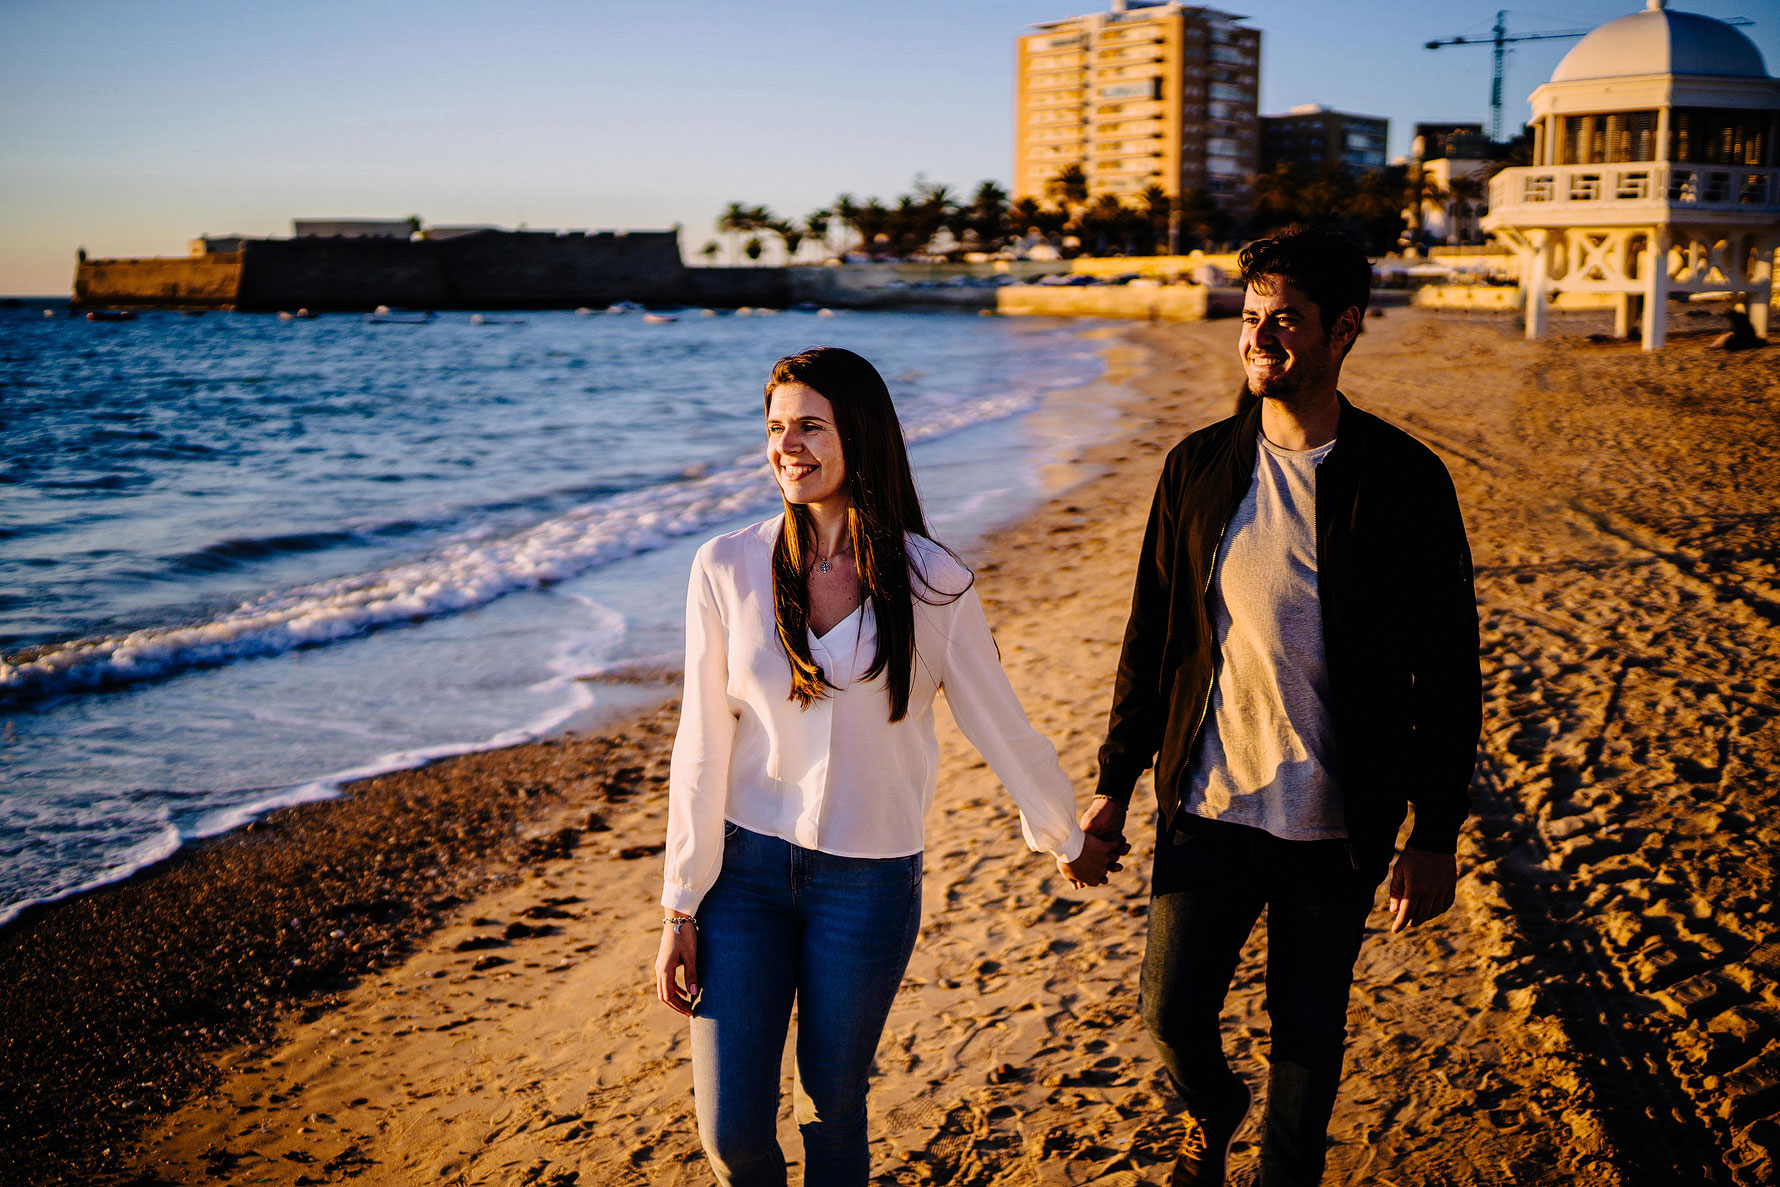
[0,386,1042,708]
[0,596,622,927]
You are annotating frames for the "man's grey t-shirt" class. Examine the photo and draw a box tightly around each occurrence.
[1182,431,1346,840]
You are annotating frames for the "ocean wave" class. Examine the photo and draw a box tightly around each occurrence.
[166,530,365,574]
[0,383,1042,709]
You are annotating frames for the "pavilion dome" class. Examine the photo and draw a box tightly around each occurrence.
[1550,1,1769,83]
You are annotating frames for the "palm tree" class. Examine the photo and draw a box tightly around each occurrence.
[1141,184,1172,255]
[1081,194,1128,255]
[1032,203,1070,239]
[1401,166,1448,252]
[830,193,860,255]
[1445,172,1486,244]
[1046,164,1090,220]
[717,202,753,265]
[1345,165,1411,254]
[803,209,832,259]
[963,180,1011,253]
[1248,163,1308,234]
[768,219,806,262]
[1175,187,1232,252]
[849,199,891,257]
[1301,165,1357,229]
[892,194,924,256]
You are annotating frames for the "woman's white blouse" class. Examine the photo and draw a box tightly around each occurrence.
[661,517,1086,915]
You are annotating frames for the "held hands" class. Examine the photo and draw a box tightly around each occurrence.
[1058,795,1132,889]
[1386,847,1457,933]
[654,914,699,1016]
[1059,831,1125,887]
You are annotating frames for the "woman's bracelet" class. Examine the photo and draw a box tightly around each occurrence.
[662,915,698,934]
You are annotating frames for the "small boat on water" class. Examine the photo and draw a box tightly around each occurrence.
[85,310,136,322]
[641,312,678,324]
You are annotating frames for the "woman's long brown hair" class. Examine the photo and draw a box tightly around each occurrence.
[765,347,966,723]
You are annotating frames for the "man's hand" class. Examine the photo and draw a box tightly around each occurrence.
[1059,831,1125,887]
[1059,796,1131,888]
[1080,795,1128,846]
[1386,847,1457,934]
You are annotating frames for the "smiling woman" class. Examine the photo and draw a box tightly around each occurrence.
[652,345,1120,1185]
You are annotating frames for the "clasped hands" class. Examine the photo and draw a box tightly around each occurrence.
[1057,794,1131,888]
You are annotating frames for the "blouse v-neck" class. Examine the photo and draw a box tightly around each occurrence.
[810,598,867,647]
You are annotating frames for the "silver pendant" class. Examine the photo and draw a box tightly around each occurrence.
[817,557,833,574]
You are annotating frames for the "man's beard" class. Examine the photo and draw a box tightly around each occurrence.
[1246,355,1324,404]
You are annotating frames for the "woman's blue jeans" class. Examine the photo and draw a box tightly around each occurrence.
[691,824,923,1187]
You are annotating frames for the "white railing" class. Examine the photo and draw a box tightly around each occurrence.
[1489,163,1780,215]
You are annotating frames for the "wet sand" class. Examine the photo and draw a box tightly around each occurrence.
[6,308,1778,1186]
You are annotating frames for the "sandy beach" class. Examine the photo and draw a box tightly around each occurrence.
[5,306,1778,1186]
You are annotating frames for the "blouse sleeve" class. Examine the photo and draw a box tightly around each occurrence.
[939,584,1086,863]
[661,545,738,915]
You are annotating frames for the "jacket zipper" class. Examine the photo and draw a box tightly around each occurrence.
[1183,513,1234,766]
[1315,451,1361,874]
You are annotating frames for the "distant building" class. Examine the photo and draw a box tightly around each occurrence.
[1259,104,1389,175]
[1411,156,1494,246]
[1412,121,1493,162]
[291,218,415,240]
[1014,0,1261,209]
[189,236,250,256]
[1402,122,1500,247]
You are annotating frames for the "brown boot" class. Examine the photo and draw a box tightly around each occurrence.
[1169,1081,1254,1187]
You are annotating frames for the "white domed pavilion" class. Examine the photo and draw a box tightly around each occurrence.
[1482,0,1780,348]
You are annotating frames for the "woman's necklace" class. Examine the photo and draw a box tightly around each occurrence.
[813,541,852,574]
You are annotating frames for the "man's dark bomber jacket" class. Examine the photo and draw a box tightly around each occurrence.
[1095,394,1481,878]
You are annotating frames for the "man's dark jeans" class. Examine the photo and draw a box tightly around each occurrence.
[1141,811,1379,1186]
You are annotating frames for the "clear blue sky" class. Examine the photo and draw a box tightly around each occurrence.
[2,0,1772,294]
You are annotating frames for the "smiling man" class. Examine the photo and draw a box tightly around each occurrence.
[1084,229,1480,1186]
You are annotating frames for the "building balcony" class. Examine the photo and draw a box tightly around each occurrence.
[1485,163,1780,228]
[1091,148,1166,163]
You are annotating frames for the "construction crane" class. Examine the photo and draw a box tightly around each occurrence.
[1427,9,1757,142]
[1426,12,1591,142]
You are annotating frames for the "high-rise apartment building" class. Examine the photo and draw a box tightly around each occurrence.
[1014,1,1261,208]
[1259,105,1390,175]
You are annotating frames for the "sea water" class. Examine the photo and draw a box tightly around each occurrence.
[0,305,1114,926]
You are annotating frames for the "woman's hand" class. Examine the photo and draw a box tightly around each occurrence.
[655,914,699,1016]
[1059,831,1126,888]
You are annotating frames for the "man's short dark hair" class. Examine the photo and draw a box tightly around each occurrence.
[1238,228,1373,334]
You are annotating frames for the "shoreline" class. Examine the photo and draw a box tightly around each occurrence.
[11,310,1778,1185]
